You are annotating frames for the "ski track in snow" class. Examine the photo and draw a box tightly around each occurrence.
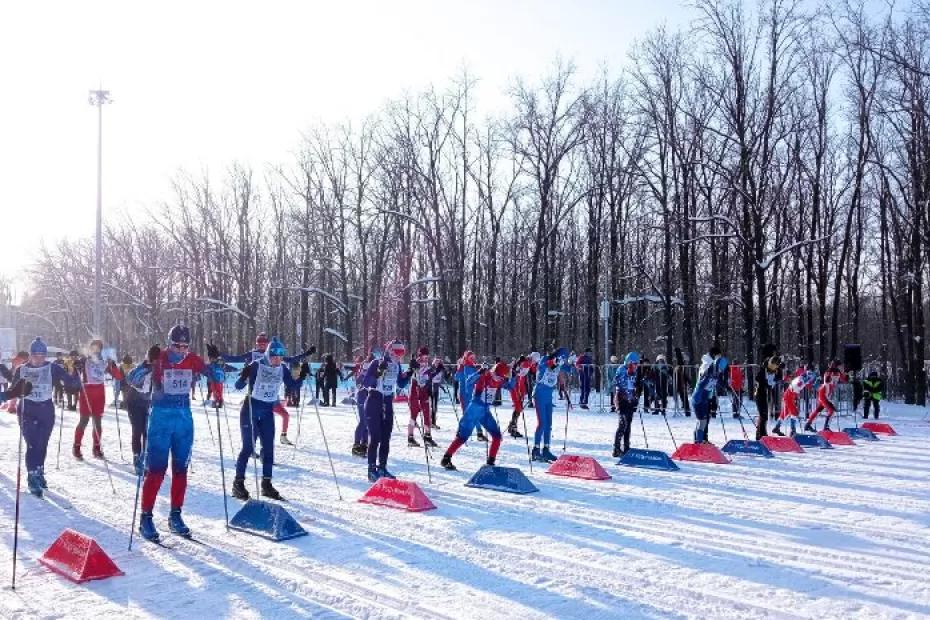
[0,393,929,619]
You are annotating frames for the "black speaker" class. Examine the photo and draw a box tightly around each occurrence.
[843,344,862,372]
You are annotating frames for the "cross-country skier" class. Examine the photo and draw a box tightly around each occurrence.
[772,373,813,437]
[218,332,315,445]
[359,340,411,482]
[752,345,781,439]
[428,357,448,429]
[506,355,532,438]
[729,359,745,418]
[862,370,883,419]
[804,360,848,431]
[135,325,222,542]
[440,361,516,470]
[406,346,439,448]
[691,346,728,444]
[531,346,569,463]
[613,352,643,457]
[125,345,161,475]
[231,337,309,501]
[13,337,80,497]
[454,351,486,441]
[73,338,124,460]
[351,354,373,457]
[652,354,671,415]
[576,348,594,409]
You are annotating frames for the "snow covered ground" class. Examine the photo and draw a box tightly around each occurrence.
[1,387,929,619]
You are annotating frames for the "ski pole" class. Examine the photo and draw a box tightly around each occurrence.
[562,399,571,452]
[291,380,307,461]
[56,401,64,470]
[198,381,216,447]
[716,398,729,443]
[728,386,752,440]
[637,407,649,449]
[113,397,126,462]
[215,404,230,529]
[413,416,432,484]
[129,373,156,551]
[245,385,260,498]
[11,398,25,589]
[311,397,342,500]
[522,404,533,473]
[81,382,117,495]
[662,411,678,452]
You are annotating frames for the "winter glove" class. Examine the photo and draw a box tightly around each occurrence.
[409,358,420,371]
[7,379,32,399]
[303,346,317,357]
[206,343,220,359]
[238,364,251,383]
[298,362,310,381]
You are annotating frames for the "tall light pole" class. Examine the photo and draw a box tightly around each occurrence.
[88,88,112,337]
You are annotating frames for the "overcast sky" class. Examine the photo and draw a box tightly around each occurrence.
[1,0,693,294]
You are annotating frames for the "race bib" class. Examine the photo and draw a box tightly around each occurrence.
[416,368,430,387]
[250,351,264,363]
[86,359,107,384]
[379,363,399,394]
[480,386,497,405]
[21,364,52,402]
[252,364,282,403]
[540,367,558,388]
[163,369,193,396]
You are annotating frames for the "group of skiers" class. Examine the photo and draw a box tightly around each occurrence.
[2,326,893,544]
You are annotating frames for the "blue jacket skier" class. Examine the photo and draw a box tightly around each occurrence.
[231,337,308,501]
[531,346,569,463]
[14,337,81,497]
[691,346,728,444]
[576,348,595,409]
[351,355,374,457]
[612,352,643,457]
[359,340,411,482]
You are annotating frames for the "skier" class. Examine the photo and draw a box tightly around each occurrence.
[752,345,781,439]
[454,350,487,442]
[114,354,134,408]
[359,340,411,482]
[231,337,308,501]
[204,353,236,408]
[805,360,848,431]
[320,353,343,407]
[506,355,532,438]
[691,346,728,444]
[440,361,516,470]
[862,370,884,419]
[428,357,448,429]
[673,346,692,416]
[772,373,812,437]
[218,332,315,445]
[135,325,221,542]
[729,359,745,418]
[613,352,643,457]
[63,350,80,411]
[576,348,594,409]
[406,346,439,448]
[351,354,373,457]
[73,338,124,460]
[13,337,80,497]
[125,345,161,475]
[531,346,569,463]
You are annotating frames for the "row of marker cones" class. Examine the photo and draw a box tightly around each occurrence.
[33,420,899,585]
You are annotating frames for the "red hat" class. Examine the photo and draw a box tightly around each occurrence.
[418,346,429,357]
[385,340,406,359]
[460,350,477,366]
[492,362,510,378]
[255,332,269,348]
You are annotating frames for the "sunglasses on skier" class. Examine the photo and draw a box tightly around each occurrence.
[172,343,190,350]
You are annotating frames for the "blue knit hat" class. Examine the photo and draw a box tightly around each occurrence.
[30,337,47,355]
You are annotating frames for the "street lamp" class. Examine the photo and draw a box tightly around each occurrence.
[88,88,112,338]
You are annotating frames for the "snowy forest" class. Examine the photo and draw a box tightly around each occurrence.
[10,0,930,405]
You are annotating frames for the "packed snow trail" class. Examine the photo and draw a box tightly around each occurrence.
[1,393,929,619]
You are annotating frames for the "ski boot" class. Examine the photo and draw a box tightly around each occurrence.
[351,443,367,457]
[486,456,496,467]
[822,419,832,432]
[72,444,84,461]
[93,445,104,460]
[139,511,160,542]
[541,447,559,463]
[612,445,623,458]
[423,434,439,448]
[803,421,816,433]
[440,454,457,471]
[377,466,396,480]
[476,430,488,442]
[231,477,250,500]
[279,434,294,446]
[531,447,544,462]
[27,471,43,497]
[37,466,48,489]
[407,435,421,448]
[261,477,283,501]
[133,453,145,476]
[367,465,380,483]
[507,420,523,438]
[580,404,589,410]
[168,508,192,538]
[772,423,785,437]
